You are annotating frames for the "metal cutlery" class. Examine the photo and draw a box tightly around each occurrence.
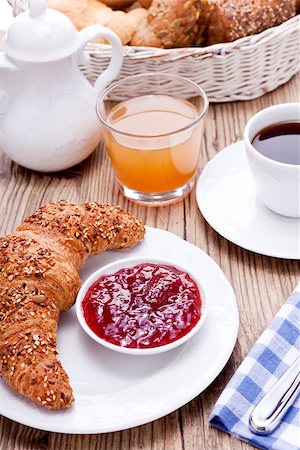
[249,355,300,435]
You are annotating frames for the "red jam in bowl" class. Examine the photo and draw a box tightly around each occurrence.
[82,263,202,349]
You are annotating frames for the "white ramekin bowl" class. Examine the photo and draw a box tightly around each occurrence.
[76,256,207,355]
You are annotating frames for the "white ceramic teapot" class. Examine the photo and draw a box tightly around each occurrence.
[0,0,123,172]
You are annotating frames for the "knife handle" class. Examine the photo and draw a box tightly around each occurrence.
[249,356,300,435]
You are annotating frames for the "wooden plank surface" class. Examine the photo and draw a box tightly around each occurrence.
[0,73,299,450]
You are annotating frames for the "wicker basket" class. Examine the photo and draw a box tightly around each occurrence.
[8,0,300,102]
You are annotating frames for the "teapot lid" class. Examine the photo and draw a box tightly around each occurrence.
[4,0,80,62]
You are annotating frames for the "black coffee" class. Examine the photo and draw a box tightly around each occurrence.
[252,121,300,165]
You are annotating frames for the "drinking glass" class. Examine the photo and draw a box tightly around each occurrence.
[97,73,208,205]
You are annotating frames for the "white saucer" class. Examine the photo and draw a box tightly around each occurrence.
[0,227,238,434]
[196,141,300,259]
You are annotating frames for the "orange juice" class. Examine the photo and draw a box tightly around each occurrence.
[103,95,203,193]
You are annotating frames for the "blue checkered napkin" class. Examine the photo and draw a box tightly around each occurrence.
[209,287,300,450]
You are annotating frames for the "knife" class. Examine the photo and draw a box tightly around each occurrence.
[249,355,300,435]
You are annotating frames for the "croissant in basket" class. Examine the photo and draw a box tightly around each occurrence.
[0,200,145,409]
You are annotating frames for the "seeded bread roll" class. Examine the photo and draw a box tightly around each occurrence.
[0,200,145,409]
[131,0,210,48]
[206,0,296,45]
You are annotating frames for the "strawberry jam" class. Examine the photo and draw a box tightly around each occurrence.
[82,263,202,349]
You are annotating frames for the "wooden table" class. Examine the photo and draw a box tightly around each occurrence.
[0,73,299,450]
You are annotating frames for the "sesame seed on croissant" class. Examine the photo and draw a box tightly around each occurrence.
[0,200,145,409]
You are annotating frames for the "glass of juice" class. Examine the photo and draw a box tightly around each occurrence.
[97,73,209,205]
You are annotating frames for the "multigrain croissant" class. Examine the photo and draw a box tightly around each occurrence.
[0,200,145,409]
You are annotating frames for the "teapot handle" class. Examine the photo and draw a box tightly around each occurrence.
[78,25,123,97]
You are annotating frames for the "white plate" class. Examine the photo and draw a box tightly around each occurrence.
[196,141,300,260]
[0,227,238,434]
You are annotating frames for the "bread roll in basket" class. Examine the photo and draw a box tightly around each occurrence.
[8,0,300,101]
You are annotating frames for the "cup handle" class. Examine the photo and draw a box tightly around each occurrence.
[78,25,123,96]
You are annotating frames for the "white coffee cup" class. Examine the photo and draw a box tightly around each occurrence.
[244,103,300,218]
